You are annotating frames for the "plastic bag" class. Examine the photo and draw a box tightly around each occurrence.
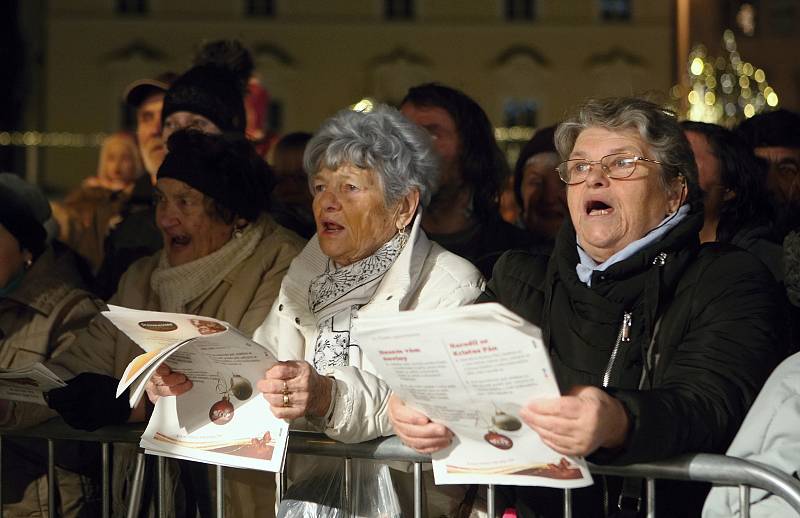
[277,458,402,518]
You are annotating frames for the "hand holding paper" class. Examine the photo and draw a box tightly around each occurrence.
[388,394,453,454]
[145,364,193,404]
[521,385,630,456]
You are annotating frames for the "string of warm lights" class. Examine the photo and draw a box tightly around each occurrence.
[0,131,107,148]
[674,29,779,126]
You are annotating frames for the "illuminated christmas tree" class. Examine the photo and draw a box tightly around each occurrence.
[674,29,779,126]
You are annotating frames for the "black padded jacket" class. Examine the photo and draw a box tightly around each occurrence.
[480,209,786,516]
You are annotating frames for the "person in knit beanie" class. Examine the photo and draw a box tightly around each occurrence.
[161,64,247,140]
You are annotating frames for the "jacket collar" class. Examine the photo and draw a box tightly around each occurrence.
[277,213,431,322]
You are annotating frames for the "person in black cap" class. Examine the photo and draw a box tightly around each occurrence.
[0,173,103,517]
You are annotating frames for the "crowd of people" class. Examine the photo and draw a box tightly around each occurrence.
[1,38,799,518]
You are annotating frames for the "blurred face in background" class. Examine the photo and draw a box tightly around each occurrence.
[685,130,729,224]
[137,92,166,177]
[754,146,800,204]
[520,152,567,240]
[0,224,29,289]
[162,112,221,142]
[272,145,312,208]
[400,103,462,188]
[98,133,142,190]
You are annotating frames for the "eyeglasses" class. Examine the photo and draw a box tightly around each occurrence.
[556,153,664,185]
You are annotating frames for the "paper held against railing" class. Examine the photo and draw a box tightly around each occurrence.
[354,302,593,488]
[104,305,288,473]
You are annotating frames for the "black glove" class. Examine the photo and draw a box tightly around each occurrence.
[46,372,131,431]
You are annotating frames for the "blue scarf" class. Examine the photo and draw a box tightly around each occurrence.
[576,204,690,287]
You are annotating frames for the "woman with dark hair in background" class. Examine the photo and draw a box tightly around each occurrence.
[682,121,782,280]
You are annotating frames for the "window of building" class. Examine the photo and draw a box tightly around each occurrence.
[385,0,414,20]
[504,99,538,128]
[115,0,147,15]
[505,0,536,21]
[599,0,631,21]
[245,0,275,17]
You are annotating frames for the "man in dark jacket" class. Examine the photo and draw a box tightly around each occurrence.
[390,97,785,517]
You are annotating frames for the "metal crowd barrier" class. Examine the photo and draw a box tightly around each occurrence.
[2,418,800,518]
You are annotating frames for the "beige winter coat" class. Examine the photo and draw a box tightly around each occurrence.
[5,217,304,518]
[0,245,104,518]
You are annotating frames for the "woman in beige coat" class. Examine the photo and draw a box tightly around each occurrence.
[5,132,304,516]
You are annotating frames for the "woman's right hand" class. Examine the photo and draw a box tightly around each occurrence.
[388,394,453,454]
[145,364,193,404]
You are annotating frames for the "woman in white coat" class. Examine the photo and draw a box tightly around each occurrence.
[253,104,485,515]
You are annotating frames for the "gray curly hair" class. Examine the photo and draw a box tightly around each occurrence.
[554,97,701,207]
[303,104,440,208]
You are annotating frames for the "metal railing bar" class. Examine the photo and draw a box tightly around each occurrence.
[487,484,495,518]
[563,487,572,518]
[216,465,224,518]
[740,484,751,518]
[646,477,655,518]
[343,457,352,518]
[3,423,800,515]
[157,456,165,518]
[47,439,55,518]
[125,453,146,518]
[413,462,422,518]
[102,443,110,518]
[0,436,3,516]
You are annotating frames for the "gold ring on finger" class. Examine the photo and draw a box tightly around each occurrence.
[282,393,290,407]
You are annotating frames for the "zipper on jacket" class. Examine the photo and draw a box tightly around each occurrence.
[602,311,632,387]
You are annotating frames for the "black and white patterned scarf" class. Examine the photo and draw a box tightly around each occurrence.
[308,231,407,372]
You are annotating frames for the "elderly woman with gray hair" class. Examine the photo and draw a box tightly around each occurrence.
[391,97,785,516]
[251,104,484,515]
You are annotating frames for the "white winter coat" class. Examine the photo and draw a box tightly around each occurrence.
[703,351,800,518]
[253,216,485,443]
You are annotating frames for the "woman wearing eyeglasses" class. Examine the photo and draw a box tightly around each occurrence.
[389,97,786,516]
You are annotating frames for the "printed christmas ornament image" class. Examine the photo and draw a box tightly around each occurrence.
[209,396,234,425]
[230,374,253,400]
[483,430,513,450]
[477,403,519,449]
[491,409,522,431]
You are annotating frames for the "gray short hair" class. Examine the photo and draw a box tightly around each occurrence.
[554,97,701,206]
[304,104,440,208]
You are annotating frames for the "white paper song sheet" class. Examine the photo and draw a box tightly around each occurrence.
[355,302,592,488]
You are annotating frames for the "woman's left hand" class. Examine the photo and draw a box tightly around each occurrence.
[257,360,333,420]
[519,385,630,457]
